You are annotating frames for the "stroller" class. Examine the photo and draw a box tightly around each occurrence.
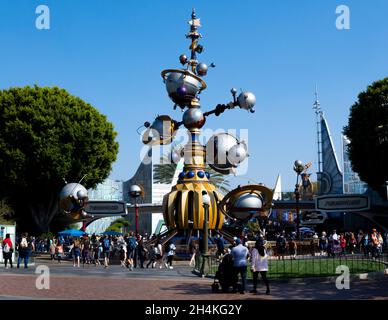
[212,253,235,293]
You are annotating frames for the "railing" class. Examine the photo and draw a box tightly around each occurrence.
[195,249,388,279]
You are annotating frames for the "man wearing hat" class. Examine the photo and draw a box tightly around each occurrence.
[231,238,249,294]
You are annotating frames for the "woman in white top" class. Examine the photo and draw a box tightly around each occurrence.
[250,240,270,295]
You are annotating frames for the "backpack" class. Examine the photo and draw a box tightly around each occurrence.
[103,238,110,250]
[128,238,137,251]
[3,243,10,253]
[20,238,28,249]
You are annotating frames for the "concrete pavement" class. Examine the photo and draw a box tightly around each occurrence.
[0,258,387,300]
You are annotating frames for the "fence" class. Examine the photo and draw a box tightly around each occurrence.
[194,249,388,279]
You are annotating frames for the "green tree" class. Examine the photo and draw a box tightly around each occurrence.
[0,198,15,224]
[344,78,388,197]
[153,155,231,194]
[106,218,129,233]
[0,86,119,232]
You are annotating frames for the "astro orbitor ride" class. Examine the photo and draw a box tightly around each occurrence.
[141,9,274,239]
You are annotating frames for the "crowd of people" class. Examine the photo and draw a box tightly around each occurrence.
[1,231,178,270]
[273,228,387,258]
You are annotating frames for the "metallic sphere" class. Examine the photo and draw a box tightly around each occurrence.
[165,71,202,106]
[76,189,88,200]
[237,91,256,111]
[129,185,142,198]
[229,193,263,220]
[59,183,89,213]
[206,133,246,174]
[293,160,304,174]
[227,142,248,166]
[196,63,208,76]
[171,150,181,164]
[179,54,188,65]
[183,108,206,129]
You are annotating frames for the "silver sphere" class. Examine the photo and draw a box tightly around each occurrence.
[171,150,181,164]
[237,91,256,111]
[196,63,208,76]
[59,183,89,213]
[179,54,187,65]
[206,133,247,174]
[227,142,248,166]
[229,193,263,221]
[129,184,141,198]
[294,160,303,167]
[165,71,202,106]
[77,189,88,200]
[183,108,206,129]
[231,88,237,95]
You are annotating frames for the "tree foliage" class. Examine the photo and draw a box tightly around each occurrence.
[0,86,119,232]
[343,78,388,196]
[106,218,129,233]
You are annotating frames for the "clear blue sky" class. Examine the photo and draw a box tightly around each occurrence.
[0,0,387,191]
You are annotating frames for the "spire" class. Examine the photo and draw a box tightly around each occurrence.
[185,8,203,71]
[313,85,322,116]
[314,85,323,181]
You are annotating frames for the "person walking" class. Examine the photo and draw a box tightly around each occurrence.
[319,232,328,256]
[17,233,33,268]
[56,242,64,263]
[231,238,249,294]
[81,236,91,267]
[2,234,14,269]
[250,240,270,295]
[154,239,163,269]
[72,238,81,267]
[276,232,286,260]
[126,232,137,271]
[146,244,156,268]
[102,236,111,268]
[50,241,56,261]
[166,241,176,269]
[119,243,127,268]
[136,236,146,268]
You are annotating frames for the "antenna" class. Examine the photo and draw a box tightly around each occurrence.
[313,86,323,194]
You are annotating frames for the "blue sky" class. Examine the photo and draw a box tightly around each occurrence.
[0,0,387,191]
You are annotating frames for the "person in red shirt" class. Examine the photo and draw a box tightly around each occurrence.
[2,234,13,268]
[340,234,347,255]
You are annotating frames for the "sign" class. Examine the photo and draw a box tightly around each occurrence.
[85,201,127,216]
[315,195,370,212]
[300,211,328,225]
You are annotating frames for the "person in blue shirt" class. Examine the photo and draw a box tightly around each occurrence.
[231,238,249,294]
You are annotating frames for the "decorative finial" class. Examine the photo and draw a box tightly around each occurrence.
[186,8,203,72]
[313,85,321,114]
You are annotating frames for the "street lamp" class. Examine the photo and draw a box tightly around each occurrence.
[200,193,210,276]
[293,160,304,240]
[129,184,142,236]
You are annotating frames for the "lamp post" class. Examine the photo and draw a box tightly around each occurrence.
[200,193,210,276]
[293,160,304,240]
[129,185,141,236]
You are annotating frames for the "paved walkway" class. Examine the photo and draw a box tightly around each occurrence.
[1,259,387,300]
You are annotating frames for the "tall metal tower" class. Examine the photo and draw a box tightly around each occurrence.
[313,86,323,193]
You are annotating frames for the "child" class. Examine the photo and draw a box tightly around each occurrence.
[56,243,64,263]
[50,242,56,260]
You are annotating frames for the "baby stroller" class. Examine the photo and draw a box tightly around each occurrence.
[212,253,235,293]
